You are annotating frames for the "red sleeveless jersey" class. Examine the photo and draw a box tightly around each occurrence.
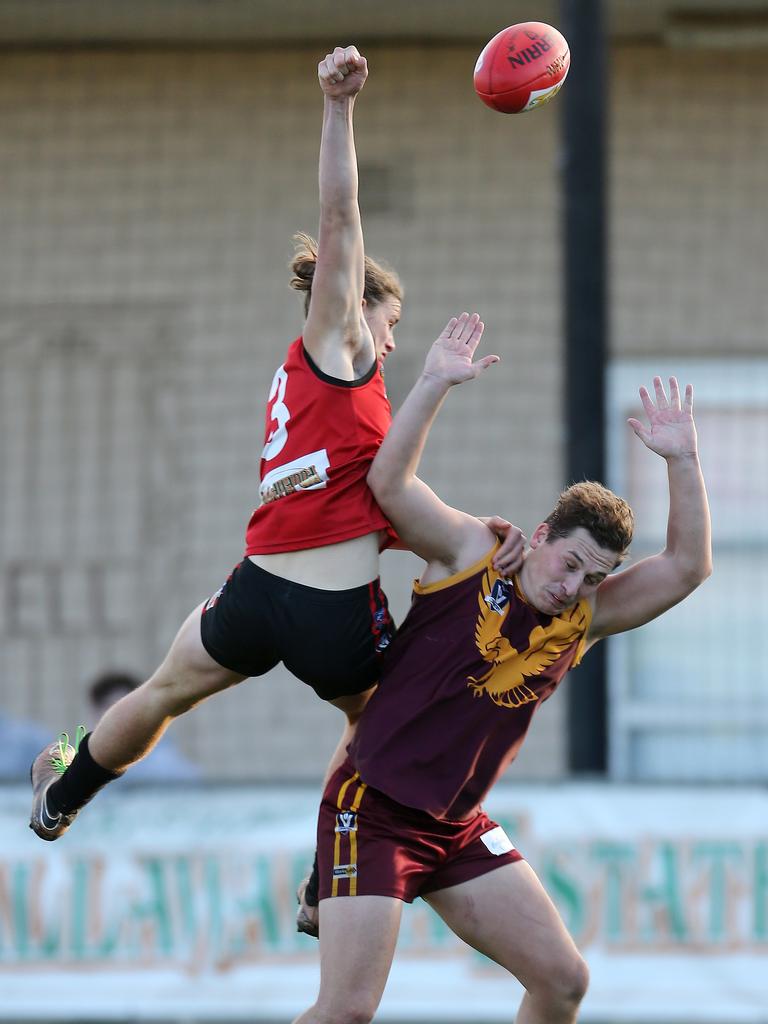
[349,547,592,820]
[245,338,393,554]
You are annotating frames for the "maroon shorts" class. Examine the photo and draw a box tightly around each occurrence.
[317,761,523,904]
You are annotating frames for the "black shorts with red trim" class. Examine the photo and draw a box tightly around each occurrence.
[317,761,523,903]
[199,558,394,701]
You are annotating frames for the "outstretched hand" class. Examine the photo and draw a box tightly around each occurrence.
[628,376,698,459]
[318,45,368,99]
[423,312,499,387]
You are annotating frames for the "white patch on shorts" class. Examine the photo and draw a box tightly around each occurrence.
[480,825,515,856]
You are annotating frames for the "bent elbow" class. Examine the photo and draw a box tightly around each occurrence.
[367,462,392,507]
[682,557,713,591]
[367,462,382,495]
[695,547,714,585]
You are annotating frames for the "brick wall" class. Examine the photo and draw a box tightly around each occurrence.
[3,42,761,781]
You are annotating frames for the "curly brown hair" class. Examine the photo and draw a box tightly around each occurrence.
[544,481,634,558]
[289,232,403,317]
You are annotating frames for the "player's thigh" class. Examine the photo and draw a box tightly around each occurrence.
[424,860,587,993]
[150,603,247,707]
[315,895,402,1017]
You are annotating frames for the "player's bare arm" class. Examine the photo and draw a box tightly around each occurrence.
[368,313,506,580]
[303,45,373,376]
[384,515,526,575]
[587,376,712,642]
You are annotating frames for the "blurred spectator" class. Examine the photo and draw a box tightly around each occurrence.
[0,711,51,780]
[87,672,202,784]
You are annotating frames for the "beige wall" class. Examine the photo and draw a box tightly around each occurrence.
[1,41,762,781]
[612,47,767,356]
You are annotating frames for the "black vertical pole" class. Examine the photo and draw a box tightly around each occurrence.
[560,0,608,773]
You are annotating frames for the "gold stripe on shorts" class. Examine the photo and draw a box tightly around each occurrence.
[347,779,367,896]
[331,769,367,897]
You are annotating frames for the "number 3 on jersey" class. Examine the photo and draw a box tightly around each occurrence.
[262,364,290,462]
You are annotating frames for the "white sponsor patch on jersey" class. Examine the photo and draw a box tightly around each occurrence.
[260,448,330,504]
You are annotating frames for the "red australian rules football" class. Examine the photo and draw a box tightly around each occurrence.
[474,22,570,114]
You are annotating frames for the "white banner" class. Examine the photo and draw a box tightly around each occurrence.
[1,783,767,1022]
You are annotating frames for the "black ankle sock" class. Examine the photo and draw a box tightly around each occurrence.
[47,733,123,815]
[304,851,319,907]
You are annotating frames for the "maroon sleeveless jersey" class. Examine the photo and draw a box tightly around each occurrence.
[245,338,392,554]
[349,547,592,820]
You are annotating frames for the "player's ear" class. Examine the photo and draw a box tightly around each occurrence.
[530,523,549,549]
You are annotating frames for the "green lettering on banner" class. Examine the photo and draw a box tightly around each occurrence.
[639,842,687,943]
[753,842,768,941]
[173,856,198,957]
[6,861,63,961]
[132,858,174,957]
[543,849,585,939]
[0,862,31,958]
[94,908,117,959]
[236,856,282,952]
[591,842,636,942]
[70,859,90,959]
[203,857,224,960]
[692,841,743,943]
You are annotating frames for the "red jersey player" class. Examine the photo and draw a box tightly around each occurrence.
[28,48,523,878]
[28,46,405,839]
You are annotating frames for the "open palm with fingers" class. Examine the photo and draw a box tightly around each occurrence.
[627,376,698,459]
[423,312,499,387]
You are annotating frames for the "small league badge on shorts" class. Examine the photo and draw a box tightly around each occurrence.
[332,862,358,878]
[335,811,357,834]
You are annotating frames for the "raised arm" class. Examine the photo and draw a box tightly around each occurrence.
[588,377,712,642]
[303,45,374,375]
[368,313,503,579]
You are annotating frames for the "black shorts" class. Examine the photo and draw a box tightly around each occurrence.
[199,557,394,701]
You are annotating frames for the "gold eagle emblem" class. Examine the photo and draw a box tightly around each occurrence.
[468,569,589,709]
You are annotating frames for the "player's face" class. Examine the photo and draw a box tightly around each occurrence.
[364,295,401,363]
[521,525,621,615]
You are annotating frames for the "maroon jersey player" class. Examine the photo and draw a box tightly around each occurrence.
[295,313,712,1024]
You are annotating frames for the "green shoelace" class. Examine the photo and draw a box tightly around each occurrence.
[51,725,86,774]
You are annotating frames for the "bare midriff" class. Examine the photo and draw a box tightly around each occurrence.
[249,531,382,590]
